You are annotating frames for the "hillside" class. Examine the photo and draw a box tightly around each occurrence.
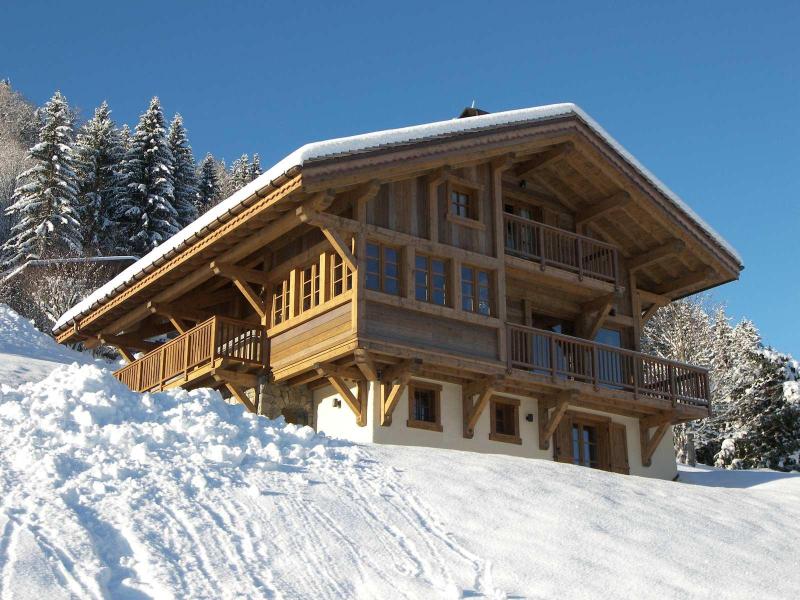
[0,305,798,599]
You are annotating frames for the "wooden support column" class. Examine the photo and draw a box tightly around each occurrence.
[639,419,671,467]
[538,391,573,450]
[630,272,642,351]
[462,376,501,438]
[381,372,410,426]
[354,348,378,381]
[491,155,514,364]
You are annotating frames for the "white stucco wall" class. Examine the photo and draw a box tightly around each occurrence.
[314,378,678,480]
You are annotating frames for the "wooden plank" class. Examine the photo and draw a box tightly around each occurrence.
[653,267,715,295]
[514,143,573,177]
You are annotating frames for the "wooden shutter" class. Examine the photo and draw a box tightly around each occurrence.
[553,413,574,464]
[609,423,630,474]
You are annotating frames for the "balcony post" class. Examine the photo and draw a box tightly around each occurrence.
[158,345,166,391]
[183,333,190,380]
[591,345,599,390]
[549,334,557,381]
[538,224,546,271]
[612,249,620,290]
[577,238,584,281]
[633,358,640,399]
[210,316,218,363]
[668,364,677,407]
[136,360,143,392]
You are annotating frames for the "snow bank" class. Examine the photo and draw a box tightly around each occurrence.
[0,304,94,386]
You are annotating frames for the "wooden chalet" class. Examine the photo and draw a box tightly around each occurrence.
[55,104,742,479]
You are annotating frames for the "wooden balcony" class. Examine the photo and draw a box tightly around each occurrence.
[504,213,620,286]
[114,316,267,393]
[507,323,710,412]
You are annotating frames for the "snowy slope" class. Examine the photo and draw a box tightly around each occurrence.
[0,305,96,387]
[1,311,799,599]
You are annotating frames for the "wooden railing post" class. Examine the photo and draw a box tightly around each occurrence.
[577,238,584,281]
[549,334,557,380]
[538,224,546,271]
[591,346,599,389]
[158,346,166,391]
[136,361,143,392]
[668,364,677,407]
[210,316,218,363]
[633,358,640,400]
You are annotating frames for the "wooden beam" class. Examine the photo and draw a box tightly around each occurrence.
[353,348,378,381]
[653,267,715,295]
[628,239,686,272]
[641,303,661,325]
[223,382,257,414]
[638,289,670,307]
[213,369,260,389]
[210,262,270,286]
[113,345,137,363]
[381,372,410,426]
[575,191,631,225]
[538,391,572,450]
[320,227,357,272]
[462,376,500,438]
[380,358,421,384]
[313,362,363,381]
[146,302,210,323]
[640,420,670,467]
[514,143,573,177]
[168,316,189,335]
[98,333,158,353]
[576,293,616,340]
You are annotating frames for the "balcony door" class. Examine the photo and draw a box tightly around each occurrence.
[594,327,625,388]
[504,201,543,257]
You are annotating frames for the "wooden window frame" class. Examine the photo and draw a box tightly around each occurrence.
[329,252,353,299]
[271,278,290,326]
[414,253,449,307]
[445,178,485,230]
[461,265,493,316]
[299,263,320,314]
[366,241,401,296]
[407,381,443,432]
[489,397,521,444]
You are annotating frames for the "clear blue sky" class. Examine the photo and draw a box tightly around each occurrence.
[2,1,798,354]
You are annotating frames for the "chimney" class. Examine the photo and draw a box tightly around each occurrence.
[458,104,489,119]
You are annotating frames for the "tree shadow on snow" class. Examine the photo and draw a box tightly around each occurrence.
[678,466,800,489]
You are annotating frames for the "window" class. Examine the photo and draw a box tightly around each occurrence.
[272,278,290,326]
[366,242,400,295]
[407,382,443,432]
[461,266,492,315]
[330,253,353,298]
[451,189,472,219]
[572,423,600,468]
[300,264,320,313]
[414,255,448,306]
[490,398,521,444]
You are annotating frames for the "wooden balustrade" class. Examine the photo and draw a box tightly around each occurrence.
[507,323,710,409]
[114,316,267,392]
[504,213,619,285]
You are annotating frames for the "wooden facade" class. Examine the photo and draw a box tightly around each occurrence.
[56,107,741,476]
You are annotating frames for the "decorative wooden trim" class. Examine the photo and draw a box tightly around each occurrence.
[489,397,521,444]
[406,380,443,432]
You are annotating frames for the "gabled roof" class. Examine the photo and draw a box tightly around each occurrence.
[54,103,741,334]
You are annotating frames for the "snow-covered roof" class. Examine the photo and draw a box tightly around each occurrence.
[54,103,742,334]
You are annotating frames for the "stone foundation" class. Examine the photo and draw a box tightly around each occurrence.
[246,381,315,428]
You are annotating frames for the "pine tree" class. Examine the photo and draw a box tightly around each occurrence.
[112,97,178,256]
[74,101,123,253]
[226,154,251,196]
[1,91,82,268]
[196,153,220,213]
[250,153,262,180]
[716,347,800,471]
[167,114,198,227]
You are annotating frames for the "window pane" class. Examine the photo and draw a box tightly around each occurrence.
[366,273,380,290]
[384,278,399,295]
[432,259,445,275]
[367,243,379,258]
[477,270,489,286]
[415,255,427,269]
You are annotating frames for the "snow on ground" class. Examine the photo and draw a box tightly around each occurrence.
[0,306,799,599]
[0,305,96,387]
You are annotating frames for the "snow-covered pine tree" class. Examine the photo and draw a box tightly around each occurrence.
[167,113,198,227]
[119,124,132,153]
[0,91,82,269]
[113,97,179,256]
[196,153,220,214]
[250,153,262,180]
[715,344,800,471]
[74,101,124,253]
[226,154,251,196]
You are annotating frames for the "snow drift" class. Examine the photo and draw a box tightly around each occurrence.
[0,305,799,598]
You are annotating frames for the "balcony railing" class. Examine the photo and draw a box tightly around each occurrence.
[504,213,620,285]
[507,323,710,410]
[114,316,267,392]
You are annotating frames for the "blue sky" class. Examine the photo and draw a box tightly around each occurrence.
[2,1,798,354]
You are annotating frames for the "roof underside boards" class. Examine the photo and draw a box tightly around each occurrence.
[54,103,742,336]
